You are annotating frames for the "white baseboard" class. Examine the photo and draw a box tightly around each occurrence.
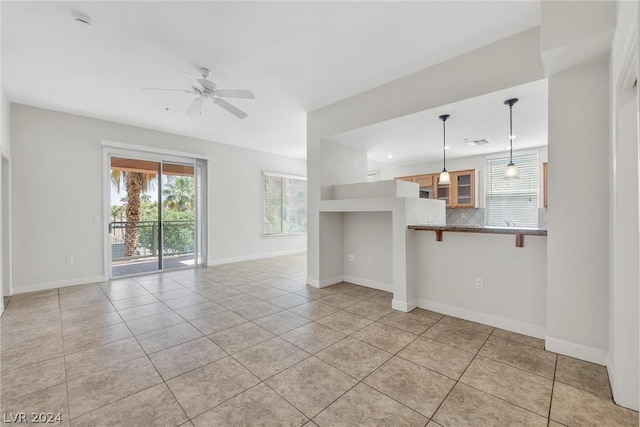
[606,352,615,398]
[208,249,306,266]
[392,298,417,312]
[306,275,344,288]
[306,274,393,291]
[342,275,393,293]
[12,275,108,295]
[545,336,608,365]
[416,299,547,340]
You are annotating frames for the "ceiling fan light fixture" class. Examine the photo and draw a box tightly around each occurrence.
[143,69,254,119]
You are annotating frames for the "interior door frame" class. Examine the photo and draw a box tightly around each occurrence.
[102,141,210,279]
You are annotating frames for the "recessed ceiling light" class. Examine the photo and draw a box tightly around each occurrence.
[72,12,92,27]
[387,154,393,159]
[444,146,451,150]
[509,135,518,140]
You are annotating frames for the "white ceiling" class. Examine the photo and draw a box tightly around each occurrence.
[2,1,541,159]
[328,79,548,166]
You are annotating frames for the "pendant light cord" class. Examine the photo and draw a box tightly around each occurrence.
[439,114,449,171]
[504,98,518,166]
[509,103,513,164]
[443,118,446,170]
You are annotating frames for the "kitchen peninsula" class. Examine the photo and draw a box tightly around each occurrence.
[316,179,548,339]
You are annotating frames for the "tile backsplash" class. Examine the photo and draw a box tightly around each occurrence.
[446,208,485,227]
[537,208,547,230]
[446,207,548,230]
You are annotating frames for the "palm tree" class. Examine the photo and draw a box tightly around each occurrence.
[111,171,156,257]
[163,177,194,212]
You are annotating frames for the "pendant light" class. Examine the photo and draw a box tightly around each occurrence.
[504,98,519,179]
[439,114,451,185]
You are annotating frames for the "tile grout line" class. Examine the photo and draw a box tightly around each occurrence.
[449,328,554,423]
[427,322,495,422]
[79,284,193,425]
[547,354,559,427]
[58,287,73,427]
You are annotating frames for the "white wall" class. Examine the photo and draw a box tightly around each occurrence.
[546,58,611,363]
[10,104,306,293]
[375,146,548,208]
[607,0,639,410]
[415,232,547,338]
[343,212,393,291]
[1,89,11,312]
[316,140,368,283]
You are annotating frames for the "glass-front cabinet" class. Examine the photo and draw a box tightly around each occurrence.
[435,169,478,208]
[435,175,452,207]
[454,170,476,207]
[397,169,478,208]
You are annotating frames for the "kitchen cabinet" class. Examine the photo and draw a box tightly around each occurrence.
[396,174,434,186]
[436,169,479,208]
[543,162,548,208]
[397,169,477,207]
[395,174,437,197]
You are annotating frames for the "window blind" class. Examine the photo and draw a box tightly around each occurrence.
[484,153,539,228]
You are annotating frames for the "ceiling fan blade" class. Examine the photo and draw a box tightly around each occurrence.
[197,79,217,92]
[142,87,193,93]
[176,70,199,88]
[214,89,255,99]
[186,98,202,116]
[213,98,248,119]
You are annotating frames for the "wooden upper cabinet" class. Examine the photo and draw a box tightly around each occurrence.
[434,174,451,207]
[396,175,414,183]
[543,162,548,208]
[395,174,435,188]
[412,174,433,188]
[397,169,477,208]
[435,169,478,208]
[453,169,478,208]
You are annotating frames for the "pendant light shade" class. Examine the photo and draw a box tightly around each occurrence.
[439,170,451,185]
[504,98,519,179]
[439,114,451,185]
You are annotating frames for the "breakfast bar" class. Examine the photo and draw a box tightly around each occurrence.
[408,224,547,247]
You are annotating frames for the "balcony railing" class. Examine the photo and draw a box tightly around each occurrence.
[110,220,195,263]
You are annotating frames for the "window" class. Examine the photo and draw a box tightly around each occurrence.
[263,172,307,235]
[484,153,539,228]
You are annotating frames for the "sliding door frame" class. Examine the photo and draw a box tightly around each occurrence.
[102,141,209,279]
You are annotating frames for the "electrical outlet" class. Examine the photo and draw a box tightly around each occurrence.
[66,256,74,265]
[475,278,483,289]
[367,256,373,265]
[349,254,355,262]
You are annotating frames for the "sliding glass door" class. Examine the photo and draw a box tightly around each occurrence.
[159,162,196,271]
[109,155,204,278]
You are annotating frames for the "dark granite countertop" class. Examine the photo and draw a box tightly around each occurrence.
[408,225,547,236]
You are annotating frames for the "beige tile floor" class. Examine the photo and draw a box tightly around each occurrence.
[1,254,638,427]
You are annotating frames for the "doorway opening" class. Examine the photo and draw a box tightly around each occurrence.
[109,155,203,278]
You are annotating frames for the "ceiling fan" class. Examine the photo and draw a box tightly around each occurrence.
[143,68,255,119]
